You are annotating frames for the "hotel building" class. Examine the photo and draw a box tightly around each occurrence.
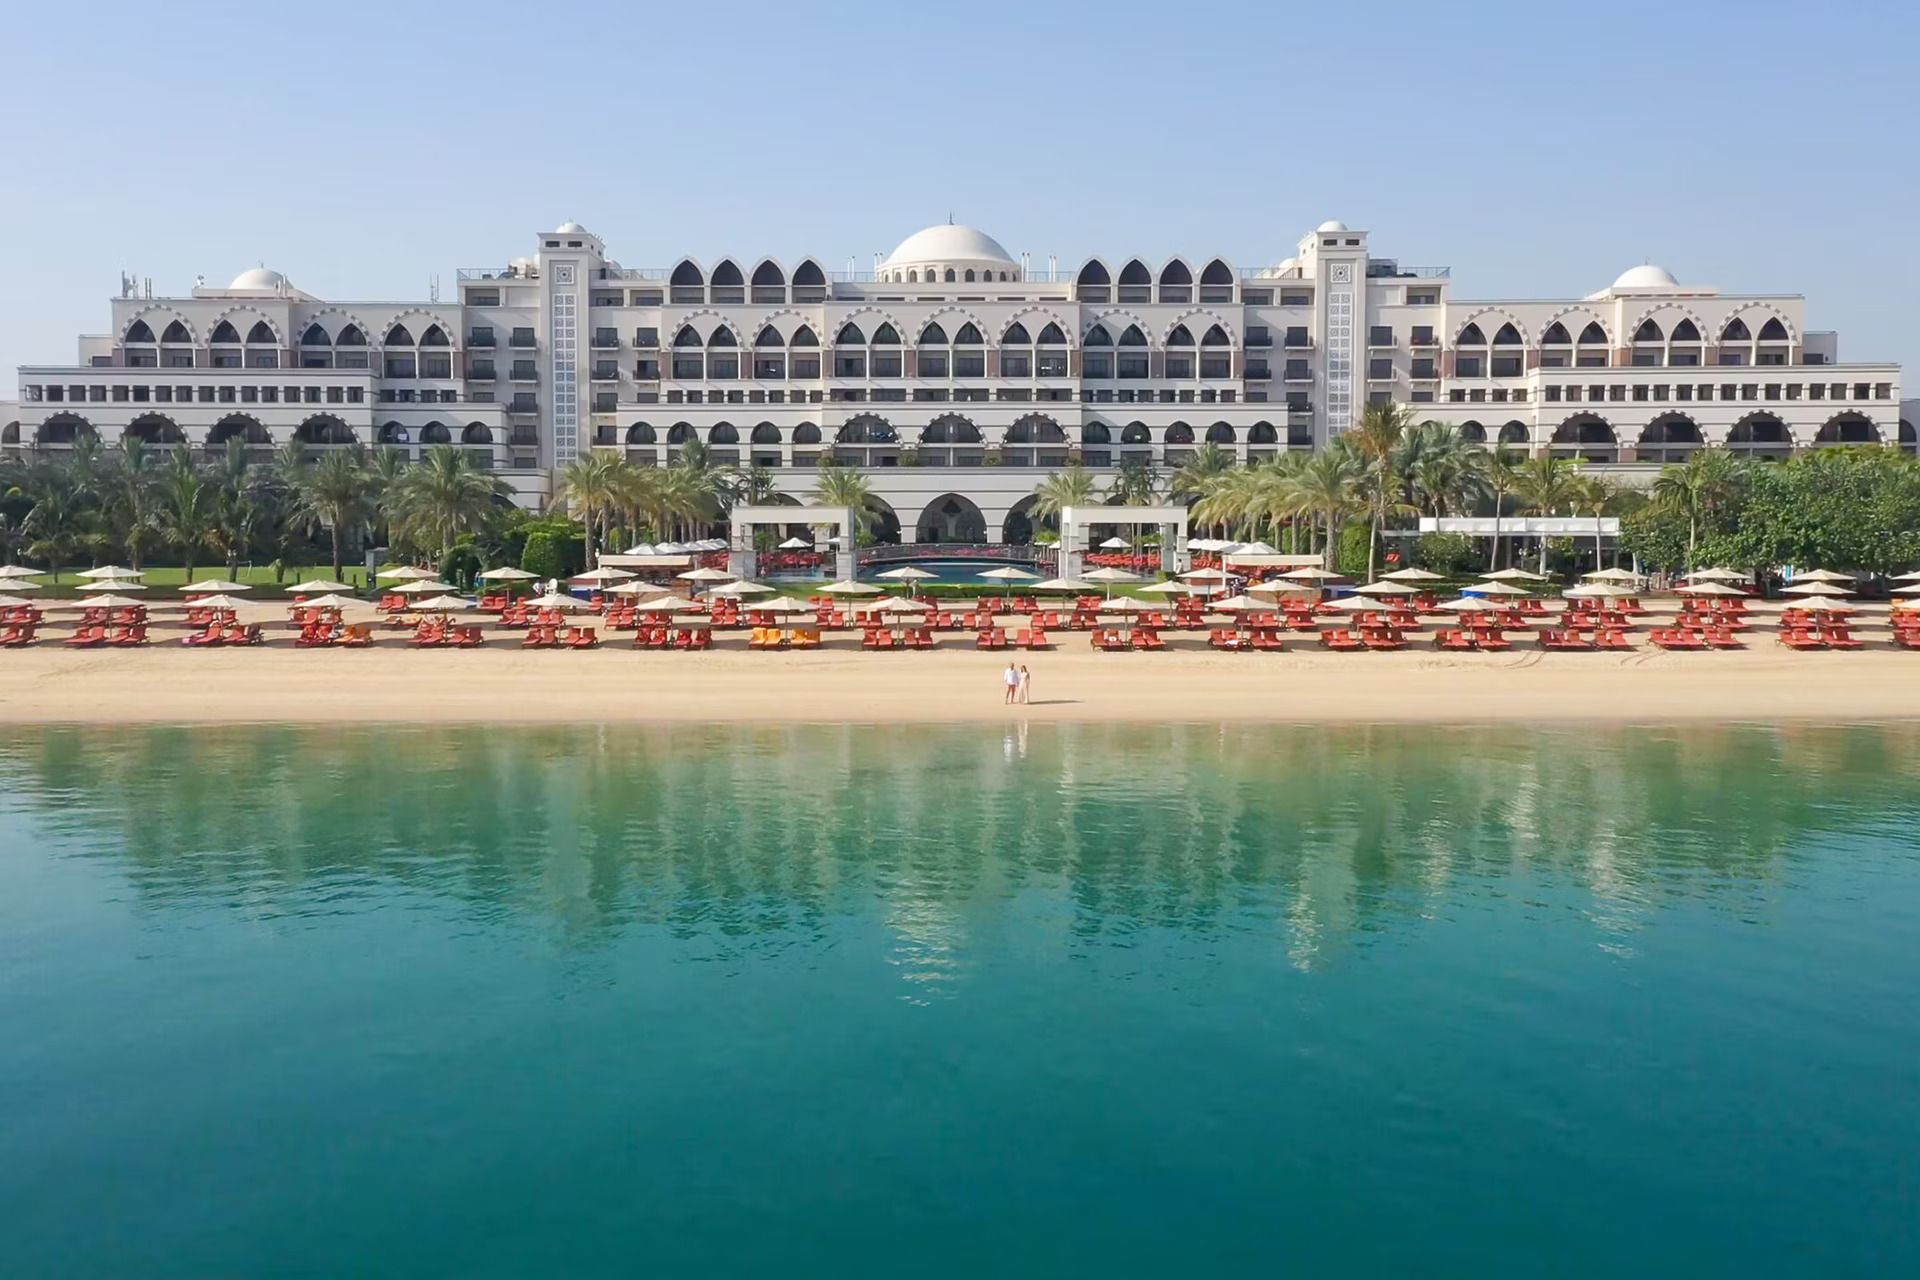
[5,220,1908,542]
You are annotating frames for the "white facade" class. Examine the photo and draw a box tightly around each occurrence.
[6,219,1908,541]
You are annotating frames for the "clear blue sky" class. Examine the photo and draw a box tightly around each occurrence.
[4,0,1915,384]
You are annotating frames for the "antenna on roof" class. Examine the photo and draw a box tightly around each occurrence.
[429,274,440,303]
[948,210,954,225]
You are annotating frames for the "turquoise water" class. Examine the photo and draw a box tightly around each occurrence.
[1,723,1917,1277]
[856,557,1044,584]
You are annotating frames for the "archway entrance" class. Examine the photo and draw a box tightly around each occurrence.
[914,493,987,544]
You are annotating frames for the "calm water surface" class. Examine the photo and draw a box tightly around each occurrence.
[1,723,1917,1278]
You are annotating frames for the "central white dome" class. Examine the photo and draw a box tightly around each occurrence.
[228,267,289,291]
[883,224,1015,268]
[1612,264,1679,289]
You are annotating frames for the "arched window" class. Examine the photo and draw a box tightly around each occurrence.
[378,422,407,444]
[209,321,241,344]
[751,260,785,289]
[1541,322,1571,345]
[1200,259,1233,285]
[918,321,948,345]
[1492,323,1523,345]
[461,423,492,444]
[1670,319,1701,342]
[1498,422,1529,446]
[790,325,818,347]
[1036,323,1067,345]
[870,323,901,345]
[1577,322,1607,345]
[1165,422,1195,444]
[1165,325,1195,346]
[837,414,897,444]
[1457,421,1487,443]
[1550,414,1617,460]
[300,323,331,346]
[710,259,743,287]
[922,414,982,444]
[907,270,919,283]
[667,422,695,445]
[1082,422,1112,444]
[1815,413,1879,445]
[1720,317,1751,342]
[418,422,451,444]
[1757,318,1790,342]
[792,423,822,445]
[835,322,866,345]
[37,413,94,445]
[210,415,271,445]
[670,260,704,288]
[1120,422,1151,444]
[1200,325,1230,346]
[626,423,657,444]
[383,323,414,346]
[1638,414,1702,462]
[124,414,185,445]
[1728,414,1790,457]
[124,320,155,343]
[1076,260,1111,285]
[963,269,976,282]
[709,422,739,444]
[706,326,736,348]
[1633,320,1664,343]
[245,321,276,344]
[296,415,355,445]
[161,320,192,343]
[1002,321,1031,345]
[943,269,956,283]
[755,326,784,347]
[336,324,365,346]
[1205,422,1235,444]
[1456,323,1486,345]
[673,326,703,348]
[418,324,449,346]
[1118,259,1151,286]
[750,422,780,444]
[1158,260,1193,284]
[1007,414,1065,443]
[1117,325,1147,347]
[1083,324,1112,347]
[1248,421,1277,445]
[953,323,984,345]
[792,260,825,288]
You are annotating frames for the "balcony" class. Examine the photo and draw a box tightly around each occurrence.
[1282,336,1314,349]
[510,428,539,447]
[1283,368,1313,384]
[591,365,619,381]
[468,333,496,348]
[591,334,620,349]
[1245,333,1273,348]
[508,334,537,349]
[1409,335,1439,348]
[468,366,496,381]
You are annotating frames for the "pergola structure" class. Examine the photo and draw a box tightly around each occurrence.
[729,504,856,581]
[1057,505,1189,578]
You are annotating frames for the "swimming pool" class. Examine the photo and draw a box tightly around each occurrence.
[856,557,1045,585]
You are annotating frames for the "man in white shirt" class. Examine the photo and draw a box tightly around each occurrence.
[1004,662,1020,705]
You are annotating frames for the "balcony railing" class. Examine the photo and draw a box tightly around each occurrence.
[508,335,537,348]
[591,335,620,349]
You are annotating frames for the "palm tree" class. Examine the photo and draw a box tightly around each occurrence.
[205,438,263,580]
[156,448,217,582]
[20,466,92,581]
[109,437,164,571]
[1028,464,1102,523]
[1168,443,1234,504]
[293,447,377,583]
[1287,444,1365,569]
[1649,447,1747,571]
[1568,472,1620,572]
[811,463,881,539]
[1347,401,1425,581]
[1509,453,1582,572]
[558,452,627,568]
[1398,423,1489,518]
[1483,444,1523,570]
[386,445,507,568]
[1109,457,1160,506]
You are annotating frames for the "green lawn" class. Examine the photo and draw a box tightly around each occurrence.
[28,564,376,596]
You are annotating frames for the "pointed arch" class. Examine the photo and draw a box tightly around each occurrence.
[1158,258,1193,285]
[1036,322,1067,345]
[1117,325,1148,347]
[792,423,822,445]
[300,323,331,346]
[709,259,744,287]
[1720,317,1751,342]
[1165,324,1195,347]
[1455,322,1486,345]
[335,324,365,346]
[673,325,704,348]
[161,320,194,344]
[791,259,826,288]
[1199,258,1233,285]
[1491,323,1523,345]
[953,322,984,345]
[626,422,657,445]
[417,324,449,346]
[1757,317,1790,342]
[239,320,273,344]
[1120,422,1152,445]
[1118,258,1151,285]
[1633,319,1664,343]
[709,422,739,444]
[670,259,704,288]
[1577,321,1607,345]
[1006,414,1066,444]
[870,322,901,345]
[750,259,785,288]
[124,320,155,343]
[750,422,781,445]
[1083,324,1112,347]
[1164,422,1195,445]
[835,321,867,345]
[417,422,451,444]
[209,414,271,445]
[1200,324,1231,347]
[915,492,987,544]
[755,325,784,348]
[1540,322,1572,345]
[1205,421,1235,444]
[920,413,982,444]
[209,320,241,344]
[461,422,493,444]
[1456,420,1487,443]
[1001,321,1031,345]
[789,324,819,347]
[918,320,949,345]
[1248,421,1278,445]
[1669,318,1701,342]
[706,326,736,348]
[384,323,415,347]
[1075,258,1111,286]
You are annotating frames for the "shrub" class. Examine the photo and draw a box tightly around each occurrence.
[1413,532,1479,576]
[1334,522,1371,578]
[439,542,482,589]
[520,531,565,581]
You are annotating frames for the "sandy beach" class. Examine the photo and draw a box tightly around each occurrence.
[3,606,1919,725]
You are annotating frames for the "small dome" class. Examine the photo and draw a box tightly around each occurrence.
[1612,264,1679,289]
[1257,257,1300,278]
[1317,219,1349,233]
[555,220,587,234]
[228,267,288,291]
[883,224,1016,268]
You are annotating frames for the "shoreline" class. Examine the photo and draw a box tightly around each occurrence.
[6,641,1920,725]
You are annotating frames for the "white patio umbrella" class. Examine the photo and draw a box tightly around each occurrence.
[1789,569,1856,584]
[77,565,142,580]
[289,579,356,594]
[633,596,699,612]
[1582,568,1642,582]
[296,594,363,610]
[979,566,1040,582]
[1327,596,1388,612]
[1480,567,1548,582]
[1893,583,1920,595]
[1351,581,1419,596]
[1236,541,1279,555]
[1098,537,1132,550]
[1103,596,1156,613]
[0,594,37,608]
[1138,581,1201,596]
[1209,594,1265,612]
[0,580,44,592]
[391,580,457,594]
[1892,569,1920,583]
[477,567,539,586]
[607,580,671,596]
[1247,580,1316,595]
[0,565,43,578]
[819,580,883,596]
[869,596,927,615]
[525,592,586,610]
[1031,578,1098,593]
[181,579,251,594]
[410,595,472,611]
[678,567,735,583]
[1676,582,1749,596]
[1435,597,1503,612]
[377,566,438,581]
[185,594,248,611]
[747,596,813,615]
[1180,568,1232,581]
[71,593,146,609]
[1462,580,1531,597]
[77,580,148,592]
[1786,595,1856,613]
[876,566,936,583]
[708,580,774,597]
[1562,582,1636,598]
[1380,567,1445,582]
[1083,567,1143,583]
[572,566,637,583]
[777,537,813,550]
[1782,580,1852,596]
[1278,566,1345,581]
[1679,567,1746,582]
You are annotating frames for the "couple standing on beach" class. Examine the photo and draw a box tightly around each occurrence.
[1003,662,1032,705]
